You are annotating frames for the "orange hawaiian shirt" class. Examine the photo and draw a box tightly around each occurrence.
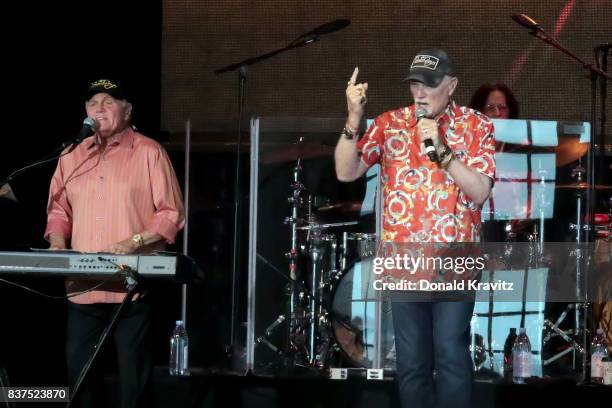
[358,102,495,243]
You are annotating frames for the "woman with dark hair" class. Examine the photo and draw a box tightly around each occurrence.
[469,82,519,119]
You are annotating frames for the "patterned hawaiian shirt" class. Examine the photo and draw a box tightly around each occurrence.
[358,102,495,243]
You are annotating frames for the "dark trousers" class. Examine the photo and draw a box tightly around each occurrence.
[66,299,153,408]
[392,301,475,408]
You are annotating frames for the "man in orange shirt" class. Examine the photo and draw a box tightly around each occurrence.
[335,50,495,408]
[45,78,185,408]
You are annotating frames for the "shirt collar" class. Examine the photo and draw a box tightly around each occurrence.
[408,100,457,128]
[86,126,135,150]
[436,100,457,129]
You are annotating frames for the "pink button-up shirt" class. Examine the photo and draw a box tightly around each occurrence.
[45,127,185,303]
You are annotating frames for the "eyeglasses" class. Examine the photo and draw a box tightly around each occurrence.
[485,103,509,111]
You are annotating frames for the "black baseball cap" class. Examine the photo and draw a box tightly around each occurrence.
[85,78,127,101]
[404,49,455,88]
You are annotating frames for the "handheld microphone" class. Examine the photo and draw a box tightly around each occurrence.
[416,107,439,163]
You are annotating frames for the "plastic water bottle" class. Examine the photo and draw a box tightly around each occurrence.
[591,328,609,383]
[169,320,189,376]
[602,356,612,385]
[512,328,531,384]
[503,328,517,382]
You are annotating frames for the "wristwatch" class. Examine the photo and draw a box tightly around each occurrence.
[132,233,144,248]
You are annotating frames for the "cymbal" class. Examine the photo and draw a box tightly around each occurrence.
[555,138,588,167]
[556,182,612,190]
[317,201,363,213]
[260,142,334,164]
[296,221,359,230]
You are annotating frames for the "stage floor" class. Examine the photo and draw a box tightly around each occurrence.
[96,367,612,408]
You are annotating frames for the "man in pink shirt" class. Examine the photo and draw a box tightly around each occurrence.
[45,78,185,408]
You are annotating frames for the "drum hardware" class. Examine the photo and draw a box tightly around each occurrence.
[254,252,305,359]
[255,142,314,367]
[504,220,538,243]
[470,333,490,373]
[542,316,586,366]
[542,161,593,375]
[255,138,373,370]
[256,136,383,370]
[306,231,336,367]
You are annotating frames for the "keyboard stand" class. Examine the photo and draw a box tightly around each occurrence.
[66,266,142,408]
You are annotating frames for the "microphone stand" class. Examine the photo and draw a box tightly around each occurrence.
[0,136,87,201]
[523,27,611,238]
[521,25,611,383]
[595,44,610,185]
[213,31,335,353]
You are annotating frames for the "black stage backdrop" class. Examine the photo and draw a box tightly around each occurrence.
[161,0,612,135]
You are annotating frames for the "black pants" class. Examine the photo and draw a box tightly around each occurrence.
[392,301,475,408]
[66,299,153,408]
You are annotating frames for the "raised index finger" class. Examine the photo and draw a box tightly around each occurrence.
[348,67,359,86]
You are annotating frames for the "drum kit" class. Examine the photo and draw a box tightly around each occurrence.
[255,139,379,371]
[255,137,611,377]
[473,140,611,380]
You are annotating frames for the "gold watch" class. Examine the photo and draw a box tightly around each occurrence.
[132,233,144,248]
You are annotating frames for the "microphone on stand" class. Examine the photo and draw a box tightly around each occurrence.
[298,19,350,37]
[74,117,99,144]
[290,19,351,46]
[511,14,543,32]
[63,117,99,152]
[415,107,439,163]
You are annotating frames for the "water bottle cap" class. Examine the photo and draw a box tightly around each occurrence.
[510,328,517,333]
[176,320,184,325]
[519,327,526,334]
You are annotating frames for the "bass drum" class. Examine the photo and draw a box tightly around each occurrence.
[329,257,395,369]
